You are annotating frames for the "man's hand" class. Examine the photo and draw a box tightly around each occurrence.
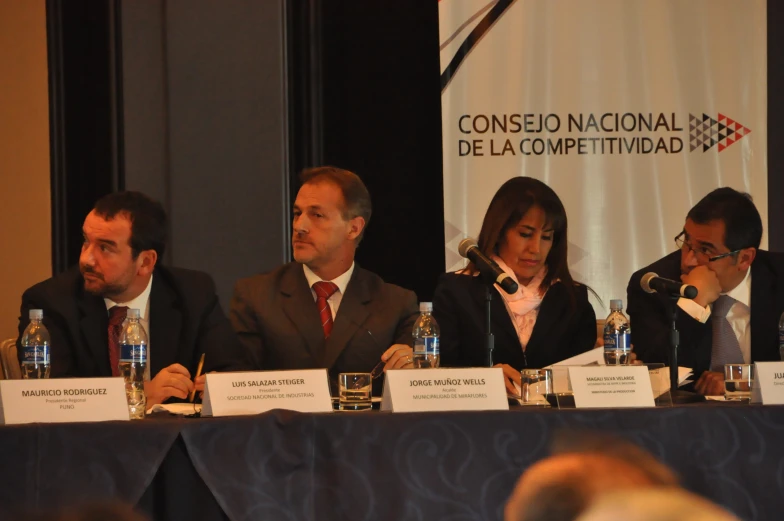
[495,363,522,396]
[694,370,724,396]
[381,344,415,371]
[145,363,194,407]
[681,265,721,308]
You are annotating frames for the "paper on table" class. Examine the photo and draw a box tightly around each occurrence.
[551,347,605,367]
[147,403,202,415]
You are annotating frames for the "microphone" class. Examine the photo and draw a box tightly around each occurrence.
[457,238,519,294]
[640,272,698,299]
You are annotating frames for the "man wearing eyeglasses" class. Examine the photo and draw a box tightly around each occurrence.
[627,187,784,396]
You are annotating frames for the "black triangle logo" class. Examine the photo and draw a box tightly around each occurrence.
[702,113,710,121]
[718,123,726,131]
[710,118,718,126]
[727,127,735,136]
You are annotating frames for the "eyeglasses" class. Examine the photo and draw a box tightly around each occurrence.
[674,231,741,263]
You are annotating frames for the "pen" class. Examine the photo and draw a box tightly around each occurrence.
[189,353,206,403]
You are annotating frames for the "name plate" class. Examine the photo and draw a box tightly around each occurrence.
[201,369,333,416]
[752,362,784,404]
[0,378,129,424]
[381,367,508,412]
[569,366,655,408]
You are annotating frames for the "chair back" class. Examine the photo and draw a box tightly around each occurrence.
[0,338,22,380]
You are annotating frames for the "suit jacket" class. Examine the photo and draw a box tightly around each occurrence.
[626,250,784,376]
[432,273,597,369]
[17,266,249,379]
[229,262,419,393]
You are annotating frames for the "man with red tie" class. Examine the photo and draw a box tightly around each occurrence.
[230,167,418,392]
[17,192,248,406]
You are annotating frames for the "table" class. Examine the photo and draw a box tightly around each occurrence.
[0,404,782,521]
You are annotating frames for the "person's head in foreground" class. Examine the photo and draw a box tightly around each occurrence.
[504,431,679,521]
[575,488,740,521]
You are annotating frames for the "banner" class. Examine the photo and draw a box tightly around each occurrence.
[439,0,767,314]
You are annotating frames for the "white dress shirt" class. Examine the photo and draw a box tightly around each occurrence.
[105,275,153,379]
[302,263,355,319]
[677,268,752,364]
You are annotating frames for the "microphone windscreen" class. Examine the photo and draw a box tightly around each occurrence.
[684,285,698,299]
[458,238,478,258]
[640,272,657,294]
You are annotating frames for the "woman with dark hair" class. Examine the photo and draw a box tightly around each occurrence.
[433,176,597,393]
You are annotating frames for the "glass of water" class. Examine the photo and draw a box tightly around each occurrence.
[520,369,552,406]
[338,373,372,411]
[724,364,754,401]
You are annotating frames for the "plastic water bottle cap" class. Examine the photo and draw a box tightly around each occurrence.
[419,302,433,313]
[127,308,141,319]
[610,299,623,311]
[29,309,43,320]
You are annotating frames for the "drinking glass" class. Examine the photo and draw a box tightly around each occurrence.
[338,373,372,410]
[520,369,552,406]
[724,364,754,401]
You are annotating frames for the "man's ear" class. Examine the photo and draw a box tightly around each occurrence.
[347,216,366,241]
[736,247,756,271]
[137,250,158,276]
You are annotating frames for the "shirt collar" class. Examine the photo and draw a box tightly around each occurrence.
[104,274,154,320]
[302,262,355,295]
[725,267,751,308]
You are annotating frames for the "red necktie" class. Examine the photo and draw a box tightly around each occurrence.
[312,281,339,339]
[108,306,128,376]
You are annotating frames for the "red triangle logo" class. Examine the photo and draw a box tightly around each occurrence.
[727,118,736,126]
[719,113,726,122]
[726,136,735,145]
[743,126,751,135]
[718,143,726,152]
[735,122,743,131]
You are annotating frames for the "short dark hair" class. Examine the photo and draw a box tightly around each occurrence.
[686,187,762,250]
[93,191,167,259]
[299,166,372,242]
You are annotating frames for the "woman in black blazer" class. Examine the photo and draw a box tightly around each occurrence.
[433,177,597,394]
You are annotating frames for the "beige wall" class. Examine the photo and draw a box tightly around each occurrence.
[0,1,51,339]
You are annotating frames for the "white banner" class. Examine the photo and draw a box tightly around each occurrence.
[439,0,767,314]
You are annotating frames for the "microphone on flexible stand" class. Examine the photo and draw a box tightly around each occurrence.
[457,238,518,294]
[640,272,698,299]
[458,237,519,367]
[640,272,703,404]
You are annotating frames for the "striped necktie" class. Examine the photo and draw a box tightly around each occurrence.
[710,295,744,371]
[312,281,339,339]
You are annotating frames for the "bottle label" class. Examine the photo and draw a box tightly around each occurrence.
[414,337,440,356]
[23,345,49,365]
[604,332,631,352]
[120,344,147,363]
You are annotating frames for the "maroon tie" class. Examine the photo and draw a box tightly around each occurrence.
[108,306,128,376]
[312,281,339,339]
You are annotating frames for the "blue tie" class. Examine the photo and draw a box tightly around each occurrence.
[710,295,744,371]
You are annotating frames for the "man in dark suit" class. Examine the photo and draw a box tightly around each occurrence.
[17,192,247,406]
[230,166,419,392]
[627,187,784,395]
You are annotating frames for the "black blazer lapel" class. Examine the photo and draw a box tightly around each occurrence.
[149,276,183,376]
[525,283,569,363]
[323,269,371,370]
[279,265,325,363]
[469,278,521,364]
[78,292,112,377]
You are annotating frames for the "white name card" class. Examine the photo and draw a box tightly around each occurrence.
[569,366,655,408]
[752,362,784,404]
[201,369,333,416]
[0,378,129,424]
[381,367,508,412]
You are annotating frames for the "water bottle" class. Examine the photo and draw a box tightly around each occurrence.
[603,299,631,365]
[118,308,148,420]
[412,302,440,368]
[779,311,784,361]
[21,309,51,379]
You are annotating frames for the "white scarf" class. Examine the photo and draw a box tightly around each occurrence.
[491,255,548,350]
